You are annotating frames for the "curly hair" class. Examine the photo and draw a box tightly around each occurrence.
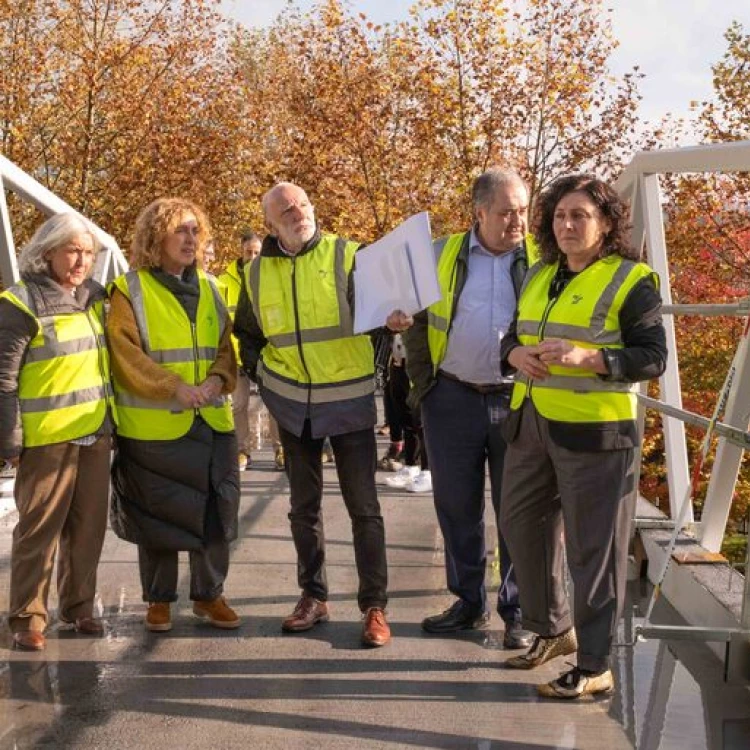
[130,198,212,270]
[534,174,639,265]
[18,213,100,276]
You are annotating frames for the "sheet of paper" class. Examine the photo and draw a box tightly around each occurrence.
[353,212,441,333]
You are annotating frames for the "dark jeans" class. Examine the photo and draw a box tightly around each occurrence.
[422,374,521,623]
[279,421,388,611]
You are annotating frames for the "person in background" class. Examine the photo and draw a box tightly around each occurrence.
[234,181,409,647]
[218,231,262,471]
[383,333,431,493]
[499,174,666,698]
[107,197,241,634]
[404,168,535,650]
[0,213,113,650]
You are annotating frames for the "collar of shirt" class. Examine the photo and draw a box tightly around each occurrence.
[469,226,522,258]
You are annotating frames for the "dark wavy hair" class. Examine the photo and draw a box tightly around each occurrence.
[534,174,639,265]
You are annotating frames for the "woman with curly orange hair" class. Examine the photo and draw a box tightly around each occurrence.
[107,198,241,633]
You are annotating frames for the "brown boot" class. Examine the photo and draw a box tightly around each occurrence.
[362,607,390,647]
[146,602,172,632]
[281,594,329,632]
[193,597,241,629]
[13,630,46,651]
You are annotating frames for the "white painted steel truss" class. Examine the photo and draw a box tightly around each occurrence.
[0,154,128,289]
[615,139,750,551]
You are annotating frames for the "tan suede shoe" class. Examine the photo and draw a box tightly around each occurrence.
[193,596,241,629]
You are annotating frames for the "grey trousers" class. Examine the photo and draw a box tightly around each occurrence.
[138,495,230,603]
[499,401,636,673]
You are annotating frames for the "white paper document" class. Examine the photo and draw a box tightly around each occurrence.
[353,212,441,333]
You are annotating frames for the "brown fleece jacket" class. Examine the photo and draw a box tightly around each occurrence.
[107,287,237,400]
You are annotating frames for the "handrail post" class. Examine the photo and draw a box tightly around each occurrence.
[640,173,691,522]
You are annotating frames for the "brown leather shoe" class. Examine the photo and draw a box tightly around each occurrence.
[13,631,46,651]
[281,595,329,632]
[362,607,390,647]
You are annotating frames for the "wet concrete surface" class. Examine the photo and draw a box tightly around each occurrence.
[1,438,749,749]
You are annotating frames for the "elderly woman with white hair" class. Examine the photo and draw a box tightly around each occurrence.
[0,213,114,651]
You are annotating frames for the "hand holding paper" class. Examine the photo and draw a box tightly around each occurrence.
[353,212,441,333]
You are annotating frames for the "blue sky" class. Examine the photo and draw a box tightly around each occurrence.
[226,0,750,129]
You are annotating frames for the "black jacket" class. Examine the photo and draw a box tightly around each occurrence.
[110,418,240,551]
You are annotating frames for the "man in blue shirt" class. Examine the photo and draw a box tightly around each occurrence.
[404,168,534,649]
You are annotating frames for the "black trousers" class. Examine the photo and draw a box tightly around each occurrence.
[421,374,521,623]
[388,363,428,469]
[279,421,388,611]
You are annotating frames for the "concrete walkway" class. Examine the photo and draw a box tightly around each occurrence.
[0,441,748,749]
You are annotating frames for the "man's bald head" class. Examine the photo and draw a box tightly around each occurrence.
[262,182,316,255]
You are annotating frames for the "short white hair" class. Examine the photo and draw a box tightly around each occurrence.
[18,213,101,275]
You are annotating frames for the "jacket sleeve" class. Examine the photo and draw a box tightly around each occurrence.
[601,275,667,382]
[233,278,266,383]
[0,300,36,458]
[208,321,238,394]
[403,308,433,408]
[106,288,182,400]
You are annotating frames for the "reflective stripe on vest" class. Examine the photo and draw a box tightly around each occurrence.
[247,235,374,405]
[112,269,233,439]
[510,256,657,423]
[1,281,111,447]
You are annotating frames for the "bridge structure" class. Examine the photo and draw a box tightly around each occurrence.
[1,146,750,748]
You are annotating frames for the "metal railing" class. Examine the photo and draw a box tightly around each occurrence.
[615,140,750,552]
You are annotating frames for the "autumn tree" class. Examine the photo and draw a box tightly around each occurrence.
[639,22,750,539]
[1,0,258,265]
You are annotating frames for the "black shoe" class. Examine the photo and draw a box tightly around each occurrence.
[422,601,490,633]
[503,620,533,649]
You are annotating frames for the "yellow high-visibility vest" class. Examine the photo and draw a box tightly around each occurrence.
[246,235,374,406]
[511,256,657,423]
[1,281,112,447]
[217,259,243,361]
[112,269,234,440]
[426,233,539,372]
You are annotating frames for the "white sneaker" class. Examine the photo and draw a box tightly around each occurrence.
[384,466,419,488]
[406,470,432,493]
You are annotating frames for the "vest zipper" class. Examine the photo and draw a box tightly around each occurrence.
[290,257,313,411]
[527,286,563,400]
[190,321,201,414]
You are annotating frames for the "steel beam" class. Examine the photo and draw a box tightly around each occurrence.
[640,173,691,521]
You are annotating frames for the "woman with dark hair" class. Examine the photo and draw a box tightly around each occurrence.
[0,213,113,650]
[107,198,240,633]
[498,174,667,698]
